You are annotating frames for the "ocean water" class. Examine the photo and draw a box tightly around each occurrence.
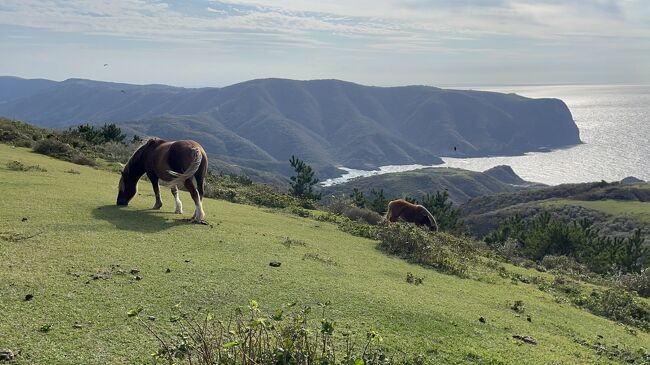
[322,84,650,186]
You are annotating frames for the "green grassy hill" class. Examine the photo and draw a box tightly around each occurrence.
[322,166,542,206]
[1,144,649,364]
[461,181,650,238]
[546,199,650,224]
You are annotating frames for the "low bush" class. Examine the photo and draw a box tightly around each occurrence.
[340,206,383,225]
[94,141,133,162]
[573,289,650,331]
[613,270,650,298]
[5,160,47,172]
[376,222,475,278]
[203,173,309,210]
[70,152,97,166]
[0,119,44,147]
[33,138,73,158]
[326,198,384,225]
[541,255,589,275]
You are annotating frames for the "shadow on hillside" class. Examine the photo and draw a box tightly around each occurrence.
[92,205,189,233]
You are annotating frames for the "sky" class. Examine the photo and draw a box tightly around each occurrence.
[1,0,649,87]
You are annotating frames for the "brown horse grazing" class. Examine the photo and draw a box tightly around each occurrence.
[385,199,438,231]
[117,138,208,222]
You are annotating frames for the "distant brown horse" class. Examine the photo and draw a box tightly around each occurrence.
[117,138,208,222]
[385,199,438,231]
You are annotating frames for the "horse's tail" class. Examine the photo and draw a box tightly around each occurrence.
[420,205,439,232]
[167,147,202,187]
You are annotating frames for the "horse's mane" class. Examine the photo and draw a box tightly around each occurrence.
[122,138,159,177]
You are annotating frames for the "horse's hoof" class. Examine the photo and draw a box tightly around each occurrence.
[174,210,183,214]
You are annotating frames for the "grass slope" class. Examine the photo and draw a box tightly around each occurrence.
[1,144,649,364]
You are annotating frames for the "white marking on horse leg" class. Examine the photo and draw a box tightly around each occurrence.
[172,186,183,214]
[193,198,206,222]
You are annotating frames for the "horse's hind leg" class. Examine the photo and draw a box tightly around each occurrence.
[148,173,163,209]
[184,179,205,222]
[171,186,183,214]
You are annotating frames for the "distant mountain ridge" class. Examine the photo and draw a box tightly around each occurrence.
[0,76,581,179]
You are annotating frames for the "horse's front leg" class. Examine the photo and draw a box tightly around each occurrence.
[147,172,163,209]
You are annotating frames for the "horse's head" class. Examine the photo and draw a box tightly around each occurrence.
[116,171,137,206]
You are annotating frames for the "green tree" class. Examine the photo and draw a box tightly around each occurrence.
[349,188,366,208]
[74,123,105,145]
[288,155,321,201]
[420,191,463,232]
[131,134,143,145]
[616,229,648,273]
[402,195,418,204]
[100,123,126,143]
[367,188,389,215]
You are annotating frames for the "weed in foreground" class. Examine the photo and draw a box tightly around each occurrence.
[130,301,429,365]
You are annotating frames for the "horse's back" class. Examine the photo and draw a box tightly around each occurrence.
[387,199,413,222]
[141,139,206,180]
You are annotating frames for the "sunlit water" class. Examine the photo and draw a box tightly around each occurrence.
[322,85,650,187]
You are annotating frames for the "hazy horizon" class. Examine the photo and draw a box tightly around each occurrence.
[4,74,650,90]
[2,1,649,88]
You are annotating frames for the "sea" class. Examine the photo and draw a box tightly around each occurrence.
[322,84,650,187]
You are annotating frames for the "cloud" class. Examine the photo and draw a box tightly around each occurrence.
[0,0,648,86]
[1,0,647,51]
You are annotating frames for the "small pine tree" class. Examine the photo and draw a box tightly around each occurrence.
[288,155,321,201]
[349,188,366,208]
[100,123,126,143]
[367,188,389,215]
[131,134,143,145]
[420,191,463,232]
[617,229,648,273]
[74,123,105,145]
[402,195,418,204]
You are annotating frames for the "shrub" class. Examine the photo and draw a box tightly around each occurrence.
[613,270,650,298]
[574,289,650,331]
[339,206,382,225]
[203,173,304,209]
[70,152,97,166]
[33,138,73,158]
[492,238,522,261]
[0,118,44,147]
[287,206,311,218]
[5,160,47,172]
[376,222,475,277]
[541,255,588,275]
[326,198,383,225]
[94,141,133,162]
